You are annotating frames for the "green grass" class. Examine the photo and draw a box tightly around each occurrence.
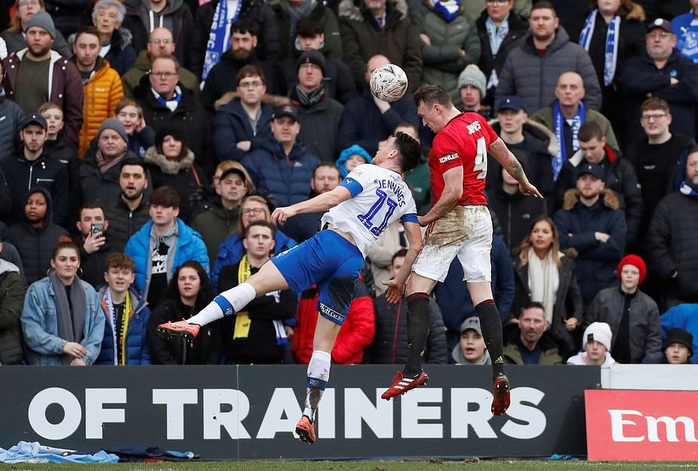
[2,460,698,470]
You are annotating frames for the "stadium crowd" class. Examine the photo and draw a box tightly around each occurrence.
[0,0,695,367]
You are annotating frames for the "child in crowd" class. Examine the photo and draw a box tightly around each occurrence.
[567,322,616,366]
[336,144,372,177]
[663,328,694,364]
[114,98,155,158]
[39,102,77,169]
[453,316,491,365]
[95,253,152,365]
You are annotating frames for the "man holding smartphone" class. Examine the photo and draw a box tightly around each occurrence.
[74,204,112,288]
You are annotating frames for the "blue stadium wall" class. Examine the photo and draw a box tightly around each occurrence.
[0,365,599,460]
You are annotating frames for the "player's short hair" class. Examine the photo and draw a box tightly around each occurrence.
[391,248,408,265]
[413,84,453,109]
[577,121,604,143]
[105,253,135,272]
[641,97,670,115]
[244,219,275,239]
[394,131,421,173]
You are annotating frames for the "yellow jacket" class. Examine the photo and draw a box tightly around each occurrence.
[78,58,124,157]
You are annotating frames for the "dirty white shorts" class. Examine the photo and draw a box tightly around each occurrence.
[412,205,493,283]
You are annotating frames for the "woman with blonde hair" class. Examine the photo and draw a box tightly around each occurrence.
[512,215,583,359]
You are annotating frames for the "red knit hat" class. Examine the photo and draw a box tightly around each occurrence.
[617,254,647,285]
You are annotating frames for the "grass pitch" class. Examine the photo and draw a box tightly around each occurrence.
[2,460,698,470]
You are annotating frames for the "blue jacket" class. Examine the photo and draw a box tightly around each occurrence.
[661,304,698,363]
[21,277,104,365]
[95,287,152,365]
[212,229,297,290]
[241,140,319,207]
[212,98,275,162]
[124,218,209,295]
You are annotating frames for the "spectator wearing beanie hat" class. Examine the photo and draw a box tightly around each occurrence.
[584,254,663,364]
[73,118,139,216]
[1,6,73,57]
[457,64,488,115]
[289,49,343,163]
[661,303,698,364]
[144,125,207,224]
[567,321,616,366]
[2,10,83,150]
[663,328,694,364]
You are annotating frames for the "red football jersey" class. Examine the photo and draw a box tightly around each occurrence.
[429,112,499,206]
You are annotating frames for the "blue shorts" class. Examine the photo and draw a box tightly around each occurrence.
[271,230,364,325]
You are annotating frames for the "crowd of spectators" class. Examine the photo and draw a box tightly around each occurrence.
[0,0,695,367]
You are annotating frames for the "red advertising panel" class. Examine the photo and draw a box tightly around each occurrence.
[586,390,698,461]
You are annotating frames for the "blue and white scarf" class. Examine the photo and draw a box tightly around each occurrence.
[552,100,585,180]
[202,0,242,84]
[579,9,620,86]
[429,0,461,23]
[680,180,698,196]
[486,15,509,55]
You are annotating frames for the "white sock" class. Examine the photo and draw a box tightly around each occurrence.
[187,282,257,326]
[303,350,332,420]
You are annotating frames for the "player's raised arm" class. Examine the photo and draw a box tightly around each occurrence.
[488,137,543,199]
[272,185,353,225]
[384,220,424,303]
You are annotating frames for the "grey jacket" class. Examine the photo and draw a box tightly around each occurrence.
[496,27,602,114]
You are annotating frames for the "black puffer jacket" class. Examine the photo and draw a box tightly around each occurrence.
[0,86,24,162]
[645,184,698,303]
[0,259,25,365]
[103,195,151,253]
[8,188,69,285]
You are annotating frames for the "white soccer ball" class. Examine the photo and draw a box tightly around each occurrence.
[370,63,408,102]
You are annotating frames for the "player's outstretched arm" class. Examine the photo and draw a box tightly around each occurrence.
[488,138,543,199]
[418,166,464,227]
[384,221,423,304]
[271,186,353,225]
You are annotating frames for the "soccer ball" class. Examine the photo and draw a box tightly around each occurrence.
[370,64,408,102]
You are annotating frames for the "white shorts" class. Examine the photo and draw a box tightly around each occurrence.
[412,205,493,283]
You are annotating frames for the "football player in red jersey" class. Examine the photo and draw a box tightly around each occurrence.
[381,84,542,416]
